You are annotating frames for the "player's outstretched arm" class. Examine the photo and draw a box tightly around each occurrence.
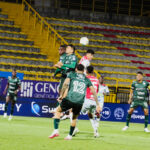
[128,89,133,104]
[89,86,101,113]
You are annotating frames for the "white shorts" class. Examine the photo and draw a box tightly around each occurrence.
[81,98,96,114]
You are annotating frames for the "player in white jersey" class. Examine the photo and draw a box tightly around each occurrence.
[96,76,109,127]
[79,49,94,73]
[81,66,99,137]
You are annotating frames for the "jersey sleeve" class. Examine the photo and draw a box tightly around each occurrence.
[67,72,74,79]
[17,78,21,86]
[131,81,135,90]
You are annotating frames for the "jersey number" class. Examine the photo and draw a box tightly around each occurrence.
[73,81,86,94]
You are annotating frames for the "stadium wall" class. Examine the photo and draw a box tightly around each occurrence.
[0,78,149,124]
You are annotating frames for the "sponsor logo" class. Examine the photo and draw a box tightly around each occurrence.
[101,107,111,119]
[31,102,40,116]
[20,81,34,97]
[114,108,124,120]
[131,114,145,120]
[0,103,22,112]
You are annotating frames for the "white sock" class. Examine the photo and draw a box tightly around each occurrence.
[54,129,59,133]
[90,119,97,132]
[70,112,73,123]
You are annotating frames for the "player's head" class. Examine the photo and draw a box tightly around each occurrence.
[86,65,94,75]
[86,49,94,61]
[59,45,66,55]
[66,44,75,54]
[76,64,84,73]
[99,76,104,84]
[136,71,143,81]
[12,69,17,77]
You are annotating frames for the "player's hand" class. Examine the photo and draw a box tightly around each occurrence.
[128,99,132,104]
[148,101,150,105]
[96,105,101,113]
[57,96,63,103]
[3,90,6,95]
[14,90,18,95]
[57,62,63,67]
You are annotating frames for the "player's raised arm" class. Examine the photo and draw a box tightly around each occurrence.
[89,86,100,113]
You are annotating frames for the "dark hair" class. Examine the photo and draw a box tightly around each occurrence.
[86,49,94,55]
[76,64,84,71]
[137,71,143,75]
[87,66,94,74]
[60,45,66,49]
[67,44,76,52]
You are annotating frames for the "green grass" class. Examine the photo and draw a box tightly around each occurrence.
[0,116,150,150]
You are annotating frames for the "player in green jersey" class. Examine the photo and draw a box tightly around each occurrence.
[3,69,21,120]
[54,45,66,79]
[54,44,78,93]
[49,64,100,140]
[122,72,150,132]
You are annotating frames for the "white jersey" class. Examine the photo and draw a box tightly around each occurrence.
[97,84,109,108]
[79,56,90,74]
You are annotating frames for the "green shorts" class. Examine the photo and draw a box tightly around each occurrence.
[130,100,148,109]
[7,93,17,101]
[59,76,66,91]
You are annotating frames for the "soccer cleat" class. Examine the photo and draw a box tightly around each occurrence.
[94,131,100,138]
[49,131,59,139]
[8,115,12,121]
[64,135,72,140]
[122,126,129,131]
[72,127,79,136]
[144,128,150,133]
[3,113,7,118]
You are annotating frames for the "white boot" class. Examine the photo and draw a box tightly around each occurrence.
[3,112,7,118]
[8,115,13,121]
[122,126,129,131]
[144,128,150,133]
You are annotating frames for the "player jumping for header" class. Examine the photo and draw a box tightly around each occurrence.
[49,64,100,140]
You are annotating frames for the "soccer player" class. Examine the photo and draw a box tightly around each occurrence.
[79,49,94,72]
[122,72,150,132]
[96,76,109,127]
[54,44,78,93]
[3,69,21,120]
[54,45,66,79]
[49,64,100,140]
[81,65,99,137]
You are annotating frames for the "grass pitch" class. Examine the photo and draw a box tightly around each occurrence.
[0,116,150,150]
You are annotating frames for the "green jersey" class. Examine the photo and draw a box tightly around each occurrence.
[131,80,150,101]
[66,72,92,104]
[59,53,66,63]
[54,53,66,77]
[61,53,78,76]
[7,76,21,95]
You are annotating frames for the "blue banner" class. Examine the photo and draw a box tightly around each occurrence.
[0,97,149,124]
[0,79,59,99]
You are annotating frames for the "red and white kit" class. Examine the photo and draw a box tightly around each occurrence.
[82,75,99,114]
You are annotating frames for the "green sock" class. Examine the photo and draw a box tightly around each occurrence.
[145,115,149,128]
[4,103,8,113]
[69,126,75,136]
[54,119,60,129]
[126,114,131,126]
